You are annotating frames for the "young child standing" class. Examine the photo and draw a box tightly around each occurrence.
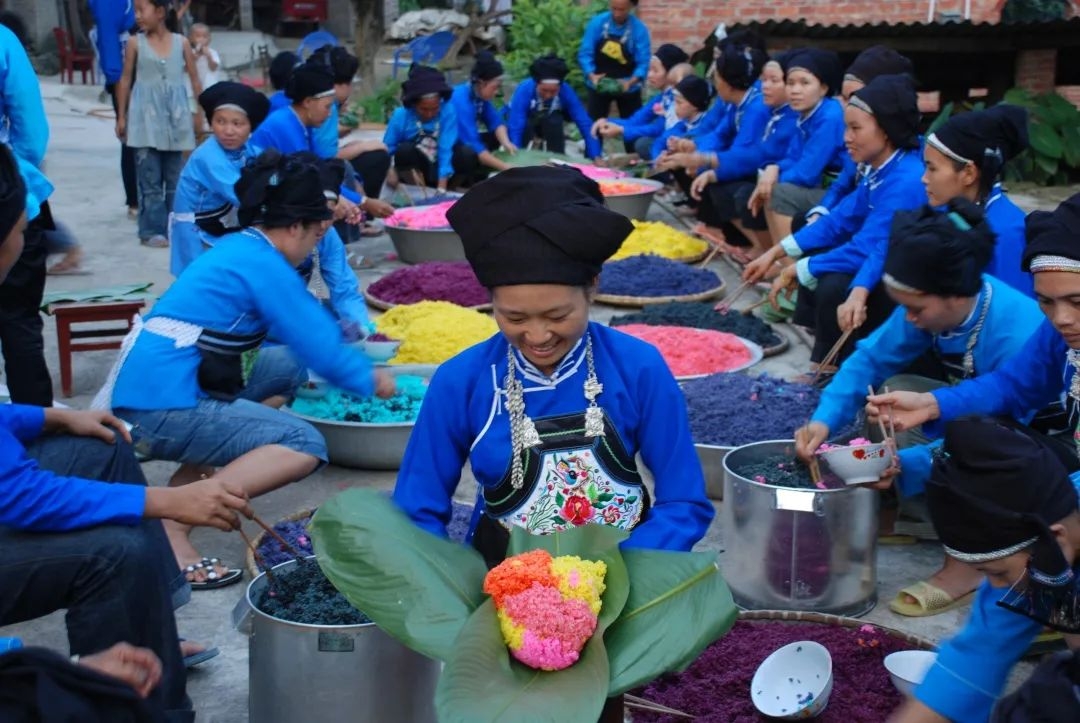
[186,23,221,141]
[116,0,201,248]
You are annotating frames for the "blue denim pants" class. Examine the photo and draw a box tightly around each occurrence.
[0,436,193,722]
[134,147,184,240]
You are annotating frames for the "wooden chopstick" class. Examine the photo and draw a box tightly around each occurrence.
[741,296,769,316]
[884,384,897,440]
[810,328,854,386]
[623,693,695,718]
[868,384,891,442]
[251,512,305,559]
[714,280,752,313]
[238,526,274,580]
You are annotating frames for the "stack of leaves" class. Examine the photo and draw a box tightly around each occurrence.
[310,489,737,723]
[485,550,607,671]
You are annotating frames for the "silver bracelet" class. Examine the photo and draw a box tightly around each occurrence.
[70,654,80,664]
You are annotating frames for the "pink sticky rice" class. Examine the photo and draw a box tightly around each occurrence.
[565,163,626,181]
[816,437,874,453]
[385,201,456,230]
[617,324,754,377]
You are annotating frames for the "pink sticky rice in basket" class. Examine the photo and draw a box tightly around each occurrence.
[617,324,753,377]
[385,201,456,230]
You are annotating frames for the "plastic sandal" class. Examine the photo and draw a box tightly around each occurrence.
[183,557,243,590]
[889,581,975,617]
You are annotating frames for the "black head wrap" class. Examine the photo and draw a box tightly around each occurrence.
[401,64,452,105]
[785,48,843,96]
[269,51,300,91]
[765,48,801,73]
[0,144,25,244]
[674,75,712,112]
[715,39,768,91]
[848,74,921,150]
[471,50,503,81]
[927,416,1078,566]
[884,199,996,297]
[236,150,335,228]
[724,29,767,54]
[654,43,689,72]
[845,45,914,85]
[285,58,335,102]
[311,45,359,85]
[447,166,633,287]
[928,104,1029,199]
[529,54,569,84]
[1022,193,1080,273]
[199,81,271,129]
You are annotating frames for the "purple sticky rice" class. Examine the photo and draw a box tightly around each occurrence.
[598,256,721,297]
[633,620,916,722]
[367,261,490,307]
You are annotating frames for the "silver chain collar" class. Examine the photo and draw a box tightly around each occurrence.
[960,281,993,378]
[504,334,605,490]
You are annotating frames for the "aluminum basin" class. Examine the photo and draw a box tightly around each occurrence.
[600,178,664,220]
[385,225,466,264]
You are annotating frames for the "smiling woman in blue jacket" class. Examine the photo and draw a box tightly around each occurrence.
[506,54,602,159]
[747,74,927,371]
[747,48,847,247]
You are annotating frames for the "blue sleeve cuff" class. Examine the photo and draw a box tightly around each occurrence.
[0,638,23,653]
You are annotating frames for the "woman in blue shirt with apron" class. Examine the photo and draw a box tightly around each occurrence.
[392,167,713,569]
[578,0,651,152]
[383,65,462,192]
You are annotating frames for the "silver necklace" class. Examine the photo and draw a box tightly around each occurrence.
[504,334,605,490]
[960,282,992,378]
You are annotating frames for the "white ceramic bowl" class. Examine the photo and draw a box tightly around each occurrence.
[363,339,402,363]
[884,650,937,697]
[817,442,893,485]
[751,640,833,719]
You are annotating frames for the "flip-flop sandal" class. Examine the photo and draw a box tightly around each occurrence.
[889,580,976,617]
[141,236,169,249]
[179,638,220,669]
[183,557,243,590]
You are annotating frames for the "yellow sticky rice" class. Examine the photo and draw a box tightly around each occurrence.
[497,609,527,650]
[550,555,608,616]
[609,220,708,261]
[374,301,498,365]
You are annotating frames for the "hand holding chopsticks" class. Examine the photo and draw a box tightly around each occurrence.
[714,280,753,313]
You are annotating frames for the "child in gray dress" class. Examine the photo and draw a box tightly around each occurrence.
[115,0,200,247]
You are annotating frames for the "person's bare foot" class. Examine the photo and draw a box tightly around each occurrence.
[897,554,983,606]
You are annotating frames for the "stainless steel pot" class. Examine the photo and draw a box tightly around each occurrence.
[695,443,732,500]
[385,225,466,264]
[721,440,878,617]
[601,178,663,220]
[240,558,439,723]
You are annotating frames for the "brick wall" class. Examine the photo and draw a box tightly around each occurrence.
[1015,48,1058,94]
[639,0,1004,47]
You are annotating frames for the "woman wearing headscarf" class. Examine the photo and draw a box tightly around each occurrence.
[888,417,1080,723]
[449,50,516,183]
[267,50,300,112]
[578,0,651,150]
[392,166,713,567]
[748,48,847,246]
[923,104,1032,297]
[592,43,689,160]
[795,200,1042,616]
[806,45,915,226]
[649,75,715,178]
[868,194,1080,452]
[94,150,394,589]
[170,81,269,277]
[747,74,928,375]
[383,64,462,192]
[689,50,798,260]
[505,54,602,159]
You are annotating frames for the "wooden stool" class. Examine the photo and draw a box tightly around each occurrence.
[49,300,146,397]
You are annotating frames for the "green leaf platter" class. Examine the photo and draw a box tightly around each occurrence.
[310,488,737,723]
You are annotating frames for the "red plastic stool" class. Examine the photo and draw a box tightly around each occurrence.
[49,300,146,397]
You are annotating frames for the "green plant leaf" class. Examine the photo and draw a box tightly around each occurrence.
[1034,150,1060,177]
[1030,121,1065,160]
[310,489,489,662]
[1061,124,1080,169]
[1003,88,1036,108]
[1035,92,1080,128]
[436,599,610,723]
[926,101,955,136]
[605,549,738,695]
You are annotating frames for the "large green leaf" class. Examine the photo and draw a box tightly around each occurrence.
[605,549,738,695]
[1002,88,1037,109]
[1061,124,1080,169]
[437,525,631,723]
[1030,121,1065,160]
[926,101,954,136]
[309,489,489,662]
[436,599,610,723]
[1035,92,1080,129]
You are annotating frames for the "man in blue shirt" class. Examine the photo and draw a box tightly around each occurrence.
[0,144,251,721]
[449,50,516,186]
[0,23,54,406]
[88,0,137,215]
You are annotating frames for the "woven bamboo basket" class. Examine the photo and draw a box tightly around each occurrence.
[362,288,492,313]
[594,282,727,308]
[245,508,315,578]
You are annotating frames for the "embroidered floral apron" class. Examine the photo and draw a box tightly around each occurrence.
[593,21,632,80]
[472,410,651,565]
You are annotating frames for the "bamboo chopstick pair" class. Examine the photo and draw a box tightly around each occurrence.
[238,512,308,581]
